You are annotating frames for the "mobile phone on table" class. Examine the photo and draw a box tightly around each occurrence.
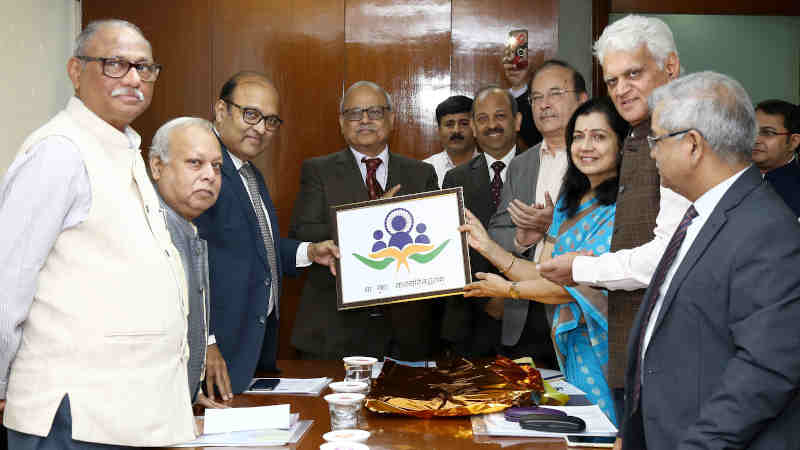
[504,29,529,70]
[564,435,616,447]
[249,378,280,391]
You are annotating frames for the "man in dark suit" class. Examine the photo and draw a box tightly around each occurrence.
[753,99,800,217]
[290,81,439,360]
[440,86,523,356]
[196,72,338,398]
[617,71,800,450]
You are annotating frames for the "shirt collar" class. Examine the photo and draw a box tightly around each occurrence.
[692,165,750,219]
[227,147,246,172]
[484,145,517,168]
[539,139,566,158]
[445,148,478,168]
[509,85,528,99]
[350,146,389,165]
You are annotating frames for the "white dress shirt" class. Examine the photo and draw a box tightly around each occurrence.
[572,185,692,290]
[424,148,478,188]
[509,85,528,99]
[641,167,749,362]
[484,146,517,183]
[526,140,569,261]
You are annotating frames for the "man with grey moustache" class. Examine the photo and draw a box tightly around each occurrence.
[0,19,196,448]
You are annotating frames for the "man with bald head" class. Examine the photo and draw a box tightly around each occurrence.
[0,19,196,447]
[290,81,438,360]
[196,72,338,397]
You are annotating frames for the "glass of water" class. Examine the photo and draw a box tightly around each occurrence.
[324,393,365,430]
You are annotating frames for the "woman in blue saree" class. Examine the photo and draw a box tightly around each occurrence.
[461,97,628,424]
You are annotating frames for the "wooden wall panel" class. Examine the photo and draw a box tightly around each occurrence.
[451,0,559,98]
[211,0,345,359]
[344,0,452,160]
[82,0,214,151]
[611,0,800,15]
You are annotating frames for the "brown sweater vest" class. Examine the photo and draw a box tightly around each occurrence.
[607,118,660,389]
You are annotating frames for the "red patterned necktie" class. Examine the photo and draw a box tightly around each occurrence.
[490,160,506,211]
[631,204,698,412]
[362,157,384,200]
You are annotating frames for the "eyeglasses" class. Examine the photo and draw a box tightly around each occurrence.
[758,128,792,138]
[646,129,693,150]
[341,106,391,122]
[530,88,576,105]
[76,56,162,82]
[223,99,283,129]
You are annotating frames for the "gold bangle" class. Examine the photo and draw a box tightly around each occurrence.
[500,255,516,274]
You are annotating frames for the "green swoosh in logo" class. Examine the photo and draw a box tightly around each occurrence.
[408,239,450,264]
[352,253,394,270]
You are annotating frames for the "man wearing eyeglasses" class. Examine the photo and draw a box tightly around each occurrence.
[488,60,588,366]
[195,72,339,397]
[537,16,691,426]
[0,19,197,448]
[753,100,800,218]
[289,81,439,360]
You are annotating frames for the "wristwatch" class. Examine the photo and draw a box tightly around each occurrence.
[508,282,520,300]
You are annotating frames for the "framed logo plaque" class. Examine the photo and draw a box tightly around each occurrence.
[331,187,471,310]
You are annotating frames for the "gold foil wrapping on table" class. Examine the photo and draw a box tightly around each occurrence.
[365,356,546,418]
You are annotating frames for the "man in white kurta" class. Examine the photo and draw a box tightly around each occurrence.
[0,19,195,448]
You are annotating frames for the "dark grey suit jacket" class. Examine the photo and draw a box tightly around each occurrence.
[487,143,545,345]
[621,166,800,450]
[289,149,439,359]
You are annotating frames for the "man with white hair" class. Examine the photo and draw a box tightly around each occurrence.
[149,117,229,411]
[538,15,691,416]
[0,19,196,448]
[619,71,800,450]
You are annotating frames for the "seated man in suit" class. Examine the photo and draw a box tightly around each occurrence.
[196,72,339,398]
[618,71,800,450]
[752,99,800,217]
[149,117,230,410]
[290,81,439,360]
[440,86,524,357]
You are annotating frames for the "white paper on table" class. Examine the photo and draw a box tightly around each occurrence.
[170,415,311,447]
[244,377,332,395]
[473,405,617,438]
[204,404,290,434]
[548,379,586,395]
[538,368,563,380]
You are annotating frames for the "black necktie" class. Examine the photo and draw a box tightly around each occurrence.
[490,160,506,211]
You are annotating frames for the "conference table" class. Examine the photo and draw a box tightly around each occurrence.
[183,360,594,449]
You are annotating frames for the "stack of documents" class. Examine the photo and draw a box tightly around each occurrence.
[171,404,313,447]
[245,377,332,395]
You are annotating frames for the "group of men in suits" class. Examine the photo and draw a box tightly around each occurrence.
[2,12,800,450]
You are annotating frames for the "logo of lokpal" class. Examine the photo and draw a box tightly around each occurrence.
[353,207,449,272]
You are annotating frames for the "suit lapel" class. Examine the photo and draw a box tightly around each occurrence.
[470,154,494,223]
[651,166,763,332]
[335,149,371,204]
[220,144,268,267]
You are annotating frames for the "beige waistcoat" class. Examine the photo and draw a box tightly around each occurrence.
[4,98,196,445]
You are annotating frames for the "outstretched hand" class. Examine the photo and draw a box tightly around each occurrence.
[309,240,340,276]
[537,250,592,286]
[463,272,511,298]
